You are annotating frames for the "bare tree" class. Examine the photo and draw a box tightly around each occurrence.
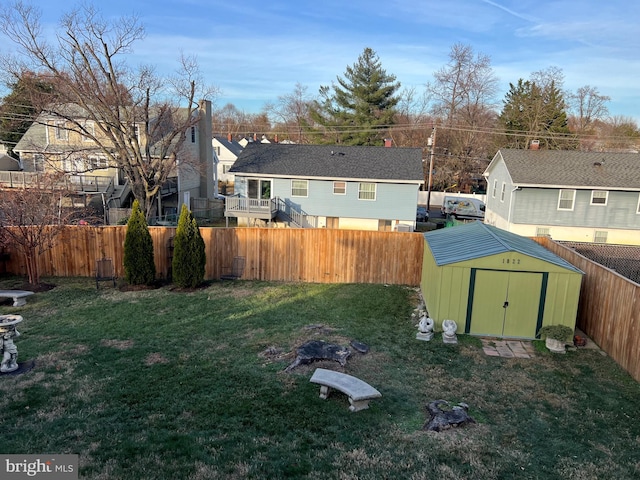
[598,115,640,151]
[0,173,73,285]
[265,83,313,143]
[428,43,499,125]
[426,43,499,192]
[212,104,271,140]
[0,2,216,218]
[213,103,250,138]
[569,85,611,132]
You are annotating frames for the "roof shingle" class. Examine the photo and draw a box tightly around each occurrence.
[229,143,423,182]
[493,149,640,189]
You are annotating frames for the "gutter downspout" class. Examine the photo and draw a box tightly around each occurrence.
[507,186,520,229]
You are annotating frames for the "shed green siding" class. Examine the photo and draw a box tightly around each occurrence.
[420,223,583,339]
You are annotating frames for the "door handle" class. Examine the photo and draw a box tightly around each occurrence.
[503,301,509,308]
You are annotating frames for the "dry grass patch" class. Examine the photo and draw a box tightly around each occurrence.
[144,352,169,365]
[100,338,134,350]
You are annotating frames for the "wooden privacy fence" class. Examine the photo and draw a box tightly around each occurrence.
[534,237,640,382]
[1,226,424,286]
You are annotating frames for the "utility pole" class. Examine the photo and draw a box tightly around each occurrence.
[426,126,436,211]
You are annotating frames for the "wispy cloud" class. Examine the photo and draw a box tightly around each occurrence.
[481,0,536,23]
[6,0,640,120]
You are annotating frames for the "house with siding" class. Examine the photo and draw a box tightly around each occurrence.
[213,135,244,188]
[11,101,214,224]
[483,149,640,245]
[226,143,423,231]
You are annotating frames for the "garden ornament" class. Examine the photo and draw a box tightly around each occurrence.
[0,315,23,373]
[442,319,458,344]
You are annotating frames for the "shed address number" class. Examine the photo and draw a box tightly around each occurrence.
[502,258,521,265]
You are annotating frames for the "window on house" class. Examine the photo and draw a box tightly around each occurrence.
[637,194,640,214]
[591,190,608,205]
[536,227,550,237]
[215,146,221,156]
[500,182,506,202]
[54,121,68,141]
[82,122,94,142]
[64,157,84,173]
[594,231,608,243]
[333,181,346,195]
[326,217,339,229]
[130,124,140,142]
[558,189,576,210]
[248,179,271,199]
[358,182,376,200]
[88,156,107,170]
[291,179,308,197]
[378,219,392,231]
[492,179,497,198]
[33,154,45,172]
[191,126,196,143]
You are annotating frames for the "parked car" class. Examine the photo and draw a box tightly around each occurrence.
[441,196,485,220]
[416,206,429,222]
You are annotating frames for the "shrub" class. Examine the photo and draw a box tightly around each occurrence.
[172,204,206,288]
[538,324,573,341]
[123,200,156,285]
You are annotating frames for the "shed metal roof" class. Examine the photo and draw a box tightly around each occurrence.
[424,222,583,273]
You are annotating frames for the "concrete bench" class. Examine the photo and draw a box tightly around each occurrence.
[0,290,34,307]
[310,368,382,412]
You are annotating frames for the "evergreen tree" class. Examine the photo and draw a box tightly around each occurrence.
[307,47,400,145]
[172,204,206,289]
[0,72,53,157]
[499,77,574,149]
[123,200,156,285]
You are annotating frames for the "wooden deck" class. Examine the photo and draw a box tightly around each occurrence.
[224,197,278,220]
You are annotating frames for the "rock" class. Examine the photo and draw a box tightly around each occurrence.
[424,400,475,432]
[349,340,370,354]
[284,340,351,372]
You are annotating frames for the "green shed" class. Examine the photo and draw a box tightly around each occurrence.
[420,222,583,339]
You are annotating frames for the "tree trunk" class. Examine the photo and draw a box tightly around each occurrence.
[23,248,39,285]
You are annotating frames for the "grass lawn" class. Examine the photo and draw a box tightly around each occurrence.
[1,277,639,479]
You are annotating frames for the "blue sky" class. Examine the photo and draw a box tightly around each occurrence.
[23,1,640,121]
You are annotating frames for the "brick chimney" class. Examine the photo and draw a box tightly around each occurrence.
[227,132,232,142]
[384,138,392,147]
[529,140,540,150]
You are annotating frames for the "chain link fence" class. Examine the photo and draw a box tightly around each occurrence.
[559,242,640,284]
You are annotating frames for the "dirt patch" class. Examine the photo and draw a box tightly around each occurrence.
[168,281,214,293]
[220,287,256,299]
[101,339,134,350]
[144,353,169,365]
[119,281,164,292]
[16,282,56,293]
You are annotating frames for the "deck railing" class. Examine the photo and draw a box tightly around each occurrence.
[0,171,114,194]
[225,196,278,217]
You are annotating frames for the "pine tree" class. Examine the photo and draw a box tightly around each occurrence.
[172,204,206,289]
[123,199,156,285]
[499,78,574,149]
[0,72,53,157]
[307,48,400,145]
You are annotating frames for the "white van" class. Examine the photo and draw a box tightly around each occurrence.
[441,196,485,220]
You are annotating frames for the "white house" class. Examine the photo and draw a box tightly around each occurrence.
[213,135,244,184]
